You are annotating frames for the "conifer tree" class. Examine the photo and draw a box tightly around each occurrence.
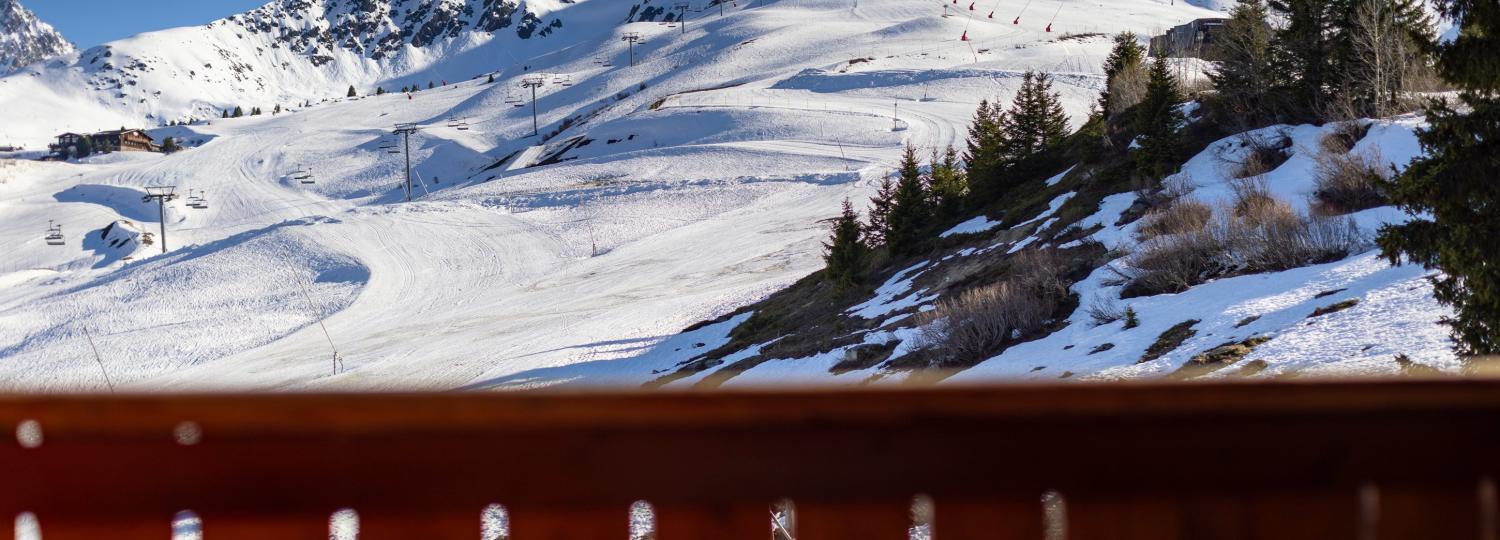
[401,85,410,93]
[161,137,178,153]
[273,104,282,114]
[347,85,358,98]
[866,176,897,245]
[1378,0,1500,355]
[1100,32,1148,117]
[989,71,1072,198]
[1268,0,1336,121]
[1000,71,1071,162]
[823,199,871,295]
[885,145,934,254]
[428,81,435,89]
[964,99,1008,202]
[74,136,93,159]
[222,110,229,119]
[1134,52,1187,179]
[1210,0,1277,127]
[376,87,386,96]
[232,106,243,118]
[488,73,496,84]
[929,146,968,220]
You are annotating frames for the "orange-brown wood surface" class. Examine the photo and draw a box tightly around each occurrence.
[0,379,1495,538]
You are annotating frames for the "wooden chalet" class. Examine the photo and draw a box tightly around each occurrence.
[1150,18,1230,60]
[48,128,159,159]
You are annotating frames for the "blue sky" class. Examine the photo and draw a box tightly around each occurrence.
[26,1,268,49]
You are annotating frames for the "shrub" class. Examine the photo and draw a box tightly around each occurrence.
[919,282,1052,364]
[1087,294,1125,326]
[1319,121,1372,154]
[1312,148,1391,215]
[1124,190,1367,296]
[1122,229,1224,297]
[919,250,1067,364]
[1123,306,1140,329]
[1228,177,1294,226]
[1137,198,1213,240]
[1228,131,1291,179]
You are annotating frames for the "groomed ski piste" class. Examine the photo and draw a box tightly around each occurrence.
[4,0,1449,393]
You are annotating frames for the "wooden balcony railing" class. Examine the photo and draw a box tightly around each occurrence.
[1,379,1498,539]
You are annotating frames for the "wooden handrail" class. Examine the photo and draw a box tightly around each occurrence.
[0,379,1497,539]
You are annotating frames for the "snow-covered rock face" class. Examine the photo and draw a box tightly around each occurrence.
[0,0,75,73]
[228,0,550,61]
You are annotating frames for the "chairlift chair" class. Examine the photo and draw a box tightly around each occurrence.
[44,220,64,246]
[194,191,210,209]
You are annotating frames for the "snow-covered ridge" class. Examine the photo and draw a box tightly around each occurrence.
[0,0,74,74]
[0,0,610,144]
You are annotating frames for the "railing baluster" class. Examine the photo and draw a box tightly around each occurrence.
[795,500,911,540]
[1377,481,1485,540]
[933,496,1045,540]
[508,504,628,540]
[654,502,770,540]
[361,509,483,540]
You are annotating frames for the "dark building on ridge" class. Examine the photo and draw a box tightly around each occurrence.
[1150,18,1230,60]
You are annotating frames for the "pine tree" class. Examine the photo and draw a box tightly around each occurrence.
[1134,52,1187,179]
[1001,71,1071,161]
[990,71,1072,197]
[376,87,386,96]
[885,145,934,254]
[866,176,897,245]
[273,104,282,114]
[222,110,229,119]
[964,99,1009,202]
[161,137,178,153]
[1210,0,1277,127]
[488,73,496,84]
[347,85,358,98]
[232,106,244,118]
[428,81,435,89]
[74,136,93,159]
[1268,0,1336,121]
[1100,32,1148,116]
[401,85,410,93]
[823,199,871,295]
[1377,0,1500,355]
[929,146,968,221]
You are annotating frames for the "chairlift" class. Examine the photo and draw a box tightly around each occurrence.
[44,220,64,246]
[300,168,316,185]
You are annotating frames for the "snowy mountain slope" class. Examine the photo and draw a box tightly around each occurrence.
[0,0,615,145]
[639,115,1458,389]
[0,0,1230,391]
[0,0,73,74]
